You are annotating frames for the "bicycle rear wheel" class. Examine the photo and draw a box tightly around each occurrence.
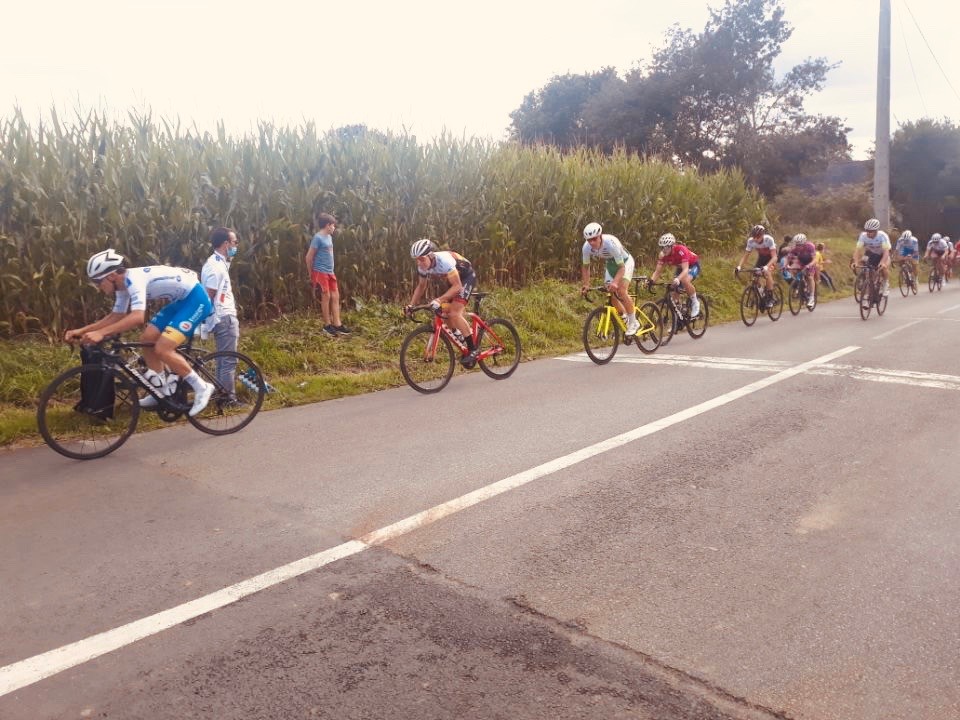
[686,296,709,338]
[767,285,784,321]
[910,270,918,295]
[634,302,661,353]
[582,306,620,364]
[37,364,140,460]
[187,351,266,435]
[739,285,759,327]
[400,324,455,393]
[477,318,521,379]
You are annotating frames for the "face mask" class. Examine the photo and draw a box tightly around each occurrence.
[227,246,238,258]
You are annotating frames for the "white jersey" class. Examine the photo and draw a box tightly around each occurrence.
[928,237,949,253]
[201,251,237,320]
[111,265,201,313]
[856,231,891,254]
[745,234,776,255]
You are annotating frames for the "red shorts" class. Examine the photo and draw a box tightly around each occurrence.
[311,271,338,293]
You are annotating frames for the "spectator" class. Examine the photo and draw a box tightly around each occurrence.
[305,212,351,336]
[815,242,835,291]
[201,227,241,403]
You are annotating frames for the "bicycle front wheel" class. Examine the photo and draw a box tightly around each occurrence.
[740,286,760,327]
[37,364,140,460]
[859,282,873,320]
[400,324,455,393]
[582,306,621,364]
[767,285,784,321]
[187,351,265,435]
[686,296,709,338]
[853,272,863,303]
[477,318,521,379]
[788,281,803,315]
[656,299,677,347]
[898,269,908,297]
[634,302,662,354]
[929,271,936,292]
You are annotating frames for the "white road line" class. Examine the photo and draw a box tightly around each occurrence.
[872,318,926,341]
[0,345,860,698]
[938,303,960,314]
[560,353,960,391]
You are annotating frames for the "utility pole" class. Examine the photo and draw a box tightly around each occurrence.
[874,0,891,228]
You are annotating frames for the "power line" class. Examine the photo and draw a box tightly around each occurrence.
[896,1,927,115]
[900,0,960,108]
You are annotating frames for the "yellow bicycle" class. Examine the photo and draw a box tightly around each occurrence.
[581,278,661,364]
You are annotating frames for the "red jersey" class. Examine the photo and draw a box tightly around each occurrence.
[658,244,699,267]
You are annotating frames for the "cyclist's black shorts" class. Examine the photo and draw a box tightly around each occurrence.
[865,251,883,268]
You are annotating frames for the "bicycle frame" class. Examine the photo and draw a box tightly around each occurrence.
[411,295,505,364]
[586,284,657,340]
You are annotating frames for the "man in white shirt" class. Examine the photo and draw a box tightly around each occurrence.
[201,227,240,401]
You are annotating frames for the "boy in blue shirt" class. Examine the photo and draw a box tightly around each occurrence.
[305,212,350,336]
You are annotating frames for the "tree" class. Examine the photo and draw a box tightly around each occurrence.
[509,68,620,148]
[890,118,960,240]
[509,0,850,195]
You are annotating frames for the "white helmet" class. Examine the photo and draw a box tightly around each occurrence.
[945,236,952,243]
[899,230,912,240]
[864,218,881,231]
[410,238,436,258]
[931,233,942,242]
[658,233,676,248]
[792,233,808,245]
[86,249,125,280]
[583,222,603,241]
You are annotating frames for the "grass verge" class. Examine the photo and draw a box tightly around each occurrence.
[0,234,887,451]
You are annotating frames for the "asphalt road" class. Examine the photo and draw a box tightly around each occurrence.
[2,281,959,719]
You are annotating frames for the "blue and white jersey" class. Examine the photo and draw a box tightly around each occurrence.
[895,235,919,257]
[856,231,891,254]
[111,266,201,313]
[745,233,776,256]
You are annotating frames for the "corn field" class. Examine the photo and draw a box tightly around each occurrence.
[0,109,765,338]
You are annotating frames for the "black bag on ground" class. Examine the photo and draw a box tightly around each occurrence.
[79,346,115,420]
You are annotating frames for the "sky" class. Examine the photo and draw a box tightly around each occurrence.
[3,0,959,160]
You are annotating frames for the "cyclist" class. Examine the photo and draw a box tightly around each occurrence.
[735,224,777,307]
[405,239,479,368]
[894,230,919,280]
[924,233,948,279]
[64,249,216,417]
[579,222,640,336]
[647,233,702,318]
[784,233,818,308]
[852,219,892,297]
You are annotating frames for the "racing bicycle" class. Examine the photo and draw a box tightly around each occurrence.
[787,266,817,315]
[37,337,267,459]
[735,267,783,326]
[897,260,918,296]
[648,280,709,346]
[580,279,661,364]
[856,263,888,320]
[400,292,521,394]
